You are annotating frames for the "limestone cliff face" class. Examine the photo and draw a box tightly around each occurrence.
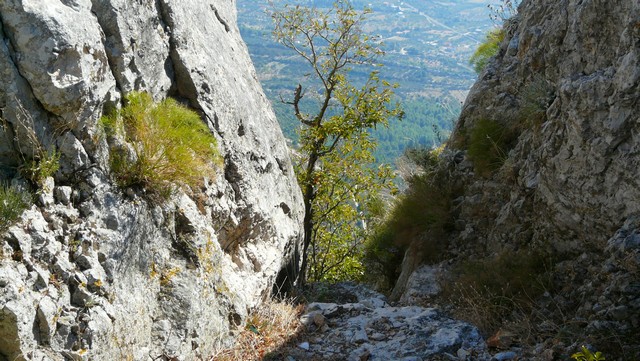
[395,0,639,356]
[454,0,640,245]
[0,1,303,360]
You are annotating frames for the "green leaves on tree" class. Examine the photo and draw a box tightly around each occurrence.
[272,0,402,285]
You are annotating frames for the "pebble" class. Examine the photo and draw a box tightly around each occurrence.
[492,351,518,361]
[313,312,326,327]
[457,348,470,359]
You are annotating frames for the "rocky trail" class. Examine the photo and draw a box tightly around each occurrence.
[274,282,517,361]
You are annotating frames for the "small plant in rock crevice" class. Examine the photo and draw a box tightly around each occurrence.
[518,75,555,128]
[2,104,60,190]
[19,150,60,188]
[0,183,31,232]
[466,118,518,177]
[469,29,505,74]
[101,92,221,197]
[488,0,521,24]
[571,346,606,361]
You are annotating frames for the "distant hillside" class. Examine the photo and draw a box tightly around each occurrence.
[237,0,499,164]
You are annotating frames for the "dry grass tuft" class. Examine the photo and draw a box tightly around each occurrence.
[212,298,305,361]
[446,249,552,337]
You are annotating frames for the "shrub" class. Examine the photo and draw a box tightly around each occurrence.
[466,118,517,177]
[469,29,505,74]
[0,184,31,232]
[364,147,459,290]
[363,224,405,291]
[102,92,221,196]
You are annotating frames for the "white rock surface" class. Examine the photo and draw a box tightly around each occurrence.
[0,1,303,359]
[290,284,489,361]
[398,263,444,305]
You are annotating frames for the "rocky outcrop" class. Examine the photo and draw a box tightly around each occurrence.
[0,1,303,360]
[394,0,640,358]
[453,0,640,248]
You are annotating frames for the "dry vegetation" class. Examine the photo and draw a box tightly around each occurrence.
[445,249,553,337]
[211,299,305,361]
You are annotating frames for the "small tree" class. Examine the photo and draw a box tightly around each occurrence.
[272,0,402,286]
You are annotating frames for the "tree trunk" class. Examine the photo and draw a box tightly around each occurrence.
[298,149,319,288]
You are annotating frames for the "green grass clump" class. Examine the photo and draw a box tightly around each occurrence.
[386,175,454,254]
[469,29,505,74]
[0,184,31,232]
[467,118,516,177]
[102,92,221,196]
[519,75,555,127]
[20,150,60,187]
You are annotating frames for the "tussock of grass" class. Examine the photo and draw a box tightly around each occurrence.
[469,29,505,74]
[467,118,517,177]
[102,92,221,196]
[0,184,31,232]
[212,299,304,361]
[386,175,454,253]
[519,75,555,127]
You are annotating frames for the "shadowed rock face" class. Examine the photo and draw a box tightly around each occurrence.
[395,0,640,289]
[393,0,640,357]
[0,1,303,360]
